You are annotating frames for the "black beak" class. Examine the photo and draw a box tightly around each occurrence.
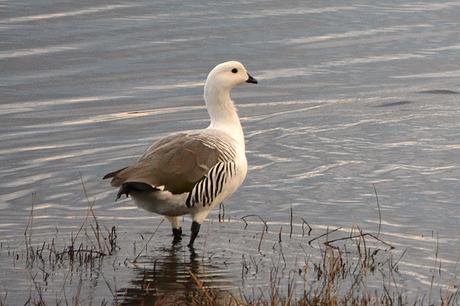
[246,73,258,84]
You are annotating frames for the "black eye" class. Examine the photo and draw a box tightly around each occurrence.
[232,68,238,74]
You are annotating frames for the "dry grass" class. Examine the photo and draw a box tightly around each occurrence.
[114,222,459,306]
[23,180,118,271]
[3,183,459,305]
[10,221,460,306]
[181,241,459,306]
[15,179,119,306]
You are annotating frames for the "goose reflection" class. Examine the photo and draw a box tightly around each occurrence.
[117,244,235,305]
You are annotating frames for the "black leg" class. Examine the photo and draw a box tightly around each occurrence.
[188,221,201,248]
[172,227,182,244]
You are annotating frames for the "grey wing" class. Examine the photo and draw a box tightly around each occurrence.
[103,131,237,195]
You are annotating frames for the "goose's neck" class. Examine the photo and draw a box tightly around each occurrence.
[205,84,244,142]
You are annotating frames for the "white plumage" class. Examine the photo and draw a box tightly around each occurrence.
[104,61,258,247]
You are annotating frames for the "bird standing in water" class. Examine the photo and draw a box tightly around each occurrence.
[103,61,258,247]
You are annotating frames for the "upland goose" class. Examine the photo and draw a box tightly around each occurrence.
[104,61,257,247]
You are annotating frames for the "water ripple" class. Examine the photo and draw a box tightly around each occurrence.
[286,24,431,45]
[2,4,137,23]
[0,44,87,60]
[287,161,363,181]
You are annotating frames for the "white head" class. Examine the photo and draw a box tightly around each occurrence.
[204,61,257,136]
[205,61,258,92]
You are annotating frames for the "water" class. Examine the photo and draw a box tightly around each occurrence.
[1,0,460,304]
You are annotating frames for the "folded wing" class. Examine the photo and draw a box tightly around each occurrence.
[104,131,237,195]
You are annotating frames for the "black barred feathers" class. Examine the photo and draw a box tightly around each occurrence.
[186,161,236,208]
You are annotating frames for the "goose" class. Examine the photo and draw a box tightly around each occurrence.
[103,61,257,247]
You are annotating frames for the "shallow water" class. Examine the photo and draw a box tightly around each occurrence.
[1,0,460,304]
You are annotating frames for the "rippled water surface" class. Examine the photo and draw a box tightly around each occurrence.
[1,0,460,304]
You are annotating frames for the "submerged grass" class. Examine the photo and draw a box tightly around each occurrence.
[11,179,119,306]
[180,231,459,306]
[23,180,118,272]
[2,183,459,305]
[128,237,459,306]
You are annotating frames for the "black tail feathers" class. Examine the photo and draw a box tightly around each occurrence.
[116,182,159,200]
[103,167,128,180]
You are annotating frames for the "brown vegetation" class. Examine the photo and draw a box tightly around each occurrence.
[2,183,459,305]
